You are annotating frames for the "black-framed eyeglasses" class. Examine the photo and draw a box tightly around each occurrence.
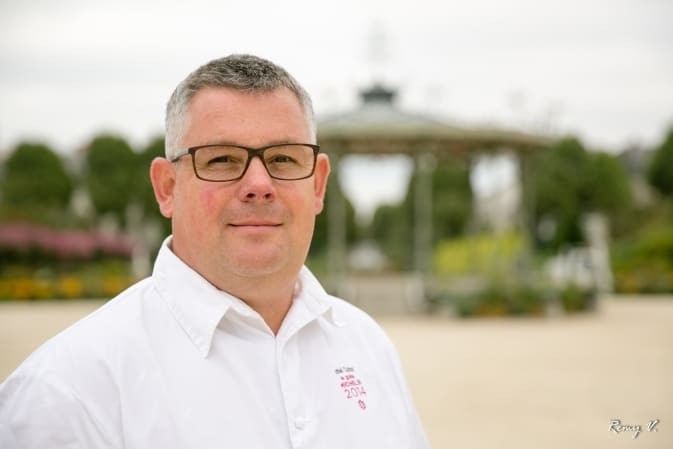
[171,143,320,182]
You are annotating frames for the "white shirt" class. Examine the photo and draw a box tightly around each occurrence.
[0,239,430,449]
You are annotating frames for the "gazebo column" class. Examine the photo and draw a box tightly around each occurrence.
[413,152,435,300]
[327,151,347,296]
[517,151,536,279]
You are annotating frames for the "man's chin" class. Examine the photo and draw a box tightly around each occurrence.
[229,253,288,278]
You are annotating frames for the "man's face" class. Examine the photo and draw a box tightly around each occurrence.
[152,86,329,288]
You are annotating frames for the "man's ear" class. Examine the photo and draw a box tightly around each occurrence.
[313,153,330,215]
[150,157,176,218]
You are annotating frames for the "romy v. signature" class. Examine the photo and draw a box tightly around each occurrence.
[609,418,660,439]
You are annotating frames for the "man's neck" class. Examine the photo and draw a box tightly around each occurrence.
[215,272,297,335]
[168,240,300,334]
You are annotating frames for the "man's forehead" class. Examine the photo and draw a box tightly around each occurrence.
[189,85,299,108]
[181,86,313,148]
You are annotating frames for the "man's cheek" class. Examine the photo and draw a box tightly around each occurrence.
[199,186,221,213]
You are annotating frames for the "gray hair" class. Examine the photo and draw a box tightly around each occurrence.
[165,54,316,158]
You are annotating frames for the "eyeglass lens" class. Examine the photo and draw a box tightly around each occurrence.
[193,145,315,181]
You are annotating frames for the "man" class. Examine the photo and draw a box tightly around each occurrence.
[0,54,429,448]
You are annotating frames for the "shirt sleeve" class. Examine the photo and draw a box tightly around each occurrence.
[0,369,122,449]
[381,332,432,449]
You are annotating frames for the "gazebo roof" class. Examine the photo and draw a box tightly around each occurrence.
[318,84,553,156]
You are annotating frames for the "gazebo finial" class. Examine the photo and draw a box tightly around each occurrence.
[360,83,397,105]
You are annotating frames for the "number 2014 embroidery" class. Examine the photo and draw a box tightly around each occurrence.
[334,366,368,410]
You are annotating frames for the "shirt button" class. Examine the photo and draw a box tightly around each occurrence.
[294,417,308,430]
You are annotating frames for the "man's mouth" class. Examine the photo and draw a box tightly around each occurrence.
[229,221,281,227]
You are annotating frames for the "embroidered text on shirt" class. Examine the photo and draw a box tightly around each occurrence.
[334,366,368,410]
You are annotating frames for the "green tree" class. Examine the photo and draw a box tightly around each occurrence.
[428,159,473,241]
[84,134,138,227]
[127,135,171,258]
[531,137,587,249]
[647,127,673,197]
[370,201,412,270]
[585,152,632,213]
[310,171,357,257]
[585,151,634,236]
[137,136,166,219]
[531,137,633,251]
[0,142,73,223]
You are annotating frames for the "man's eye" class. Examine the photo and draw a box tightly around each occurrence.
[268,154,297,164]
[207,155,239,164]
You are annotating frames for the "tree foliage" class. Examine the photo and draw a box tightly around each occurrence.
[370,202,412,270]
[310,171,358,257]
[136,136,172,239]
[531,137,633,251]
[84,135,138,226]
[647,126,673,198]
[428,159,473,239]
[137,136,166,218]
[0,142,73,220]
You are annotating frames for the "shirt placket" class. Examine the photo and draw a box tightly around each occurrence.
[275,304,319,449]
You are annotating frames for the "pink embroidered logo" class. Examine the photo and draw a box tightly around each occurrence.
[334,366,367,410]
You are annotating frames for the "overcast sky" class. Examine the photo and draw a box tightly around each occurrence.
[1,0,672,217]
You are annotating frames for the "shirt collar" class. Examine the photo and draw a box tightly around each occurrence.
[295,266,346,328]
[152,237,344,358]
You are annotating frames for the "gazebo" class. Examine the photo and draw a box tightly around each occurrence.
[317,84,554,305]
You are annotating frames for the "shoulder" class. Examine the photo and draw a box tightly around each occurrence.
[322,293,398,352]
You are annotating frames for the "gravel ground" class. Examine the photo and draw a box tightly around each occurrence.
[1,295,671,448]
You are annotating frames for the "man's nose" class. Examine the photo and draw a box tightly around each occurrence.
[237,157,276,202]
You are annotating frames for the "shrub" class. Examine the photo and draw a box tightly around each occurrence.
[612,224,673,294]
[433,282,593,317]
